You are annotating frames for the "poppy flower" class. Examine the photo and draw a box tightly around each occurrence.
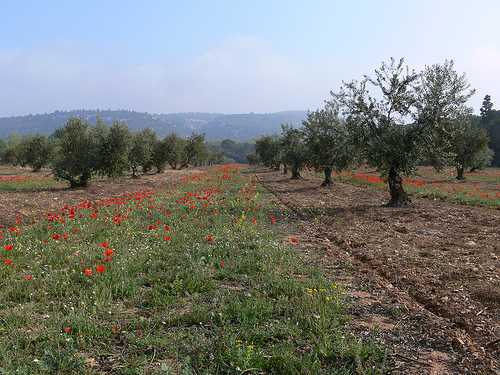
[5,245,13,251]
[270,216,276,222]
[105,248,114,257]
[95,265,105,274]
[26,276,32,280]
[291,238,297,242]
[64,327,71,333]
[84,268,93,275]
[73,228,78,233]
[100,242,108,248]
[207,236,213,242]
[163,236,171,241]
[8,227,16,232]
[164,226,170,231]
[148,225,156,230]
[53,234,60,240]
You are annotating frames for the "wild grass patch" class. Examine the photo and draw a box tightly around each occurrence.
[0,165,388,374]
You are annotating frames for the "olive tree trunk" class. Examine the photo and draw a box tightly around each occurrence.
[386,167,412,207]
[321,167,333,186]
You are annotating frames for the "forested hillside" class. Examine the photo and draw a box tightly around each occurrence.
[0,109,307,141]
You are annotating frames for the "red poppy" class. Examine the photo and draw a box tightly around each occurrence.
[5,245,13,251]
[164,236,171,241]
[164,226,170,231]
[64,327,71,333]
[53,234,60,240]
[270,216,276,222]
[2,259,12,265]
[84,268,93,275]
[95,265,106,274]
[207,236,213,242]
[105,248,114,257]
[291,238,297,242]
[100,242,108,248]
[8,227,16,232]
[148,225,156,230]
[73,228,78,233]
[26,276,32,280]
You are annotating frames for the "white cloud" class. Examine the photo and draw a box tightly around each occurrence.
[0,35,329,117]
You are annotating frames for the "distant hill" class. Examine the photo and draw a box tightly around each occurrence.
[0,109,308,141]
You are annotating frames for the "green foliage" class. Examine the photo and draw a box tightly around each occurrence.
[180,132,207,168]
[255,133,282,170]
[280,124,306,179]
[21,133,53,172]
[1,134,28,167]
[97,118,132,178]
[128,129,153,178]
[162,131,186,170]
[139,127,158,173]
[330,58,477,206]
[451,120,493,179]
[302,107,360,185]
[478,95,500,167]
[51,117,101,188]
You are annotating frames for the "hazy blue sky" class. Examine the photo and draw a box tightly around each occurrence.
[1,0,499,117]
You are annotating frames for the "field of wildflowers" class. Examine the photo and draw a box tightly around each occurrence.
[0,165,388,374]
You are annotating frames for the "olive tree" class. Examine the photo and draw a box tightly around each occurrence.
[180,132,207,169]
[302,107,360,186]
[52,117,101,188]
[162,131,186,170]
[98,119,132,178]
[128,129,153,178]
[330,58,476,206]
[22,133,53,172]
[254,133,282,170]
[280,124,306,179]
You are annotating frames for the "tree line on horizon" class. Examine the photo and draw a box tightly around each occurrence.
[254,58,499,207]
[0,117,256,188]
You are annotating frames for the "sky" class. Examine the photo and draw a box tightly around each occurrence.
[1,0,499,118]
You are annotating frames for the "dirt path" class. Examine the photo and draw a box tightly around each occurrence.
[244,166,500,375]
[1,166,499,374]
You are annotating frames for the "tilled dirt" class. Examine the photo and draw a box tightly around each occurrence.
[1,166,499,374]
[245,166,500,375]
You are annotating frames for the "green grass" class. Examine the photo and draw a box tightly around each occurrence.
[0,165,389,374]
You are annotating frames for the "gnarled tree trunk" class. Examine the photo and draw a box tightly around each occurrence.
[321,167,333,186]
[386,167,412,207]
[290,165,301,179]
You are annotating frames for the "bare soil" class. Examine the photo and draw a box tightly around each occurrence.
[1,166,499,374]
[245,166,500,375]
